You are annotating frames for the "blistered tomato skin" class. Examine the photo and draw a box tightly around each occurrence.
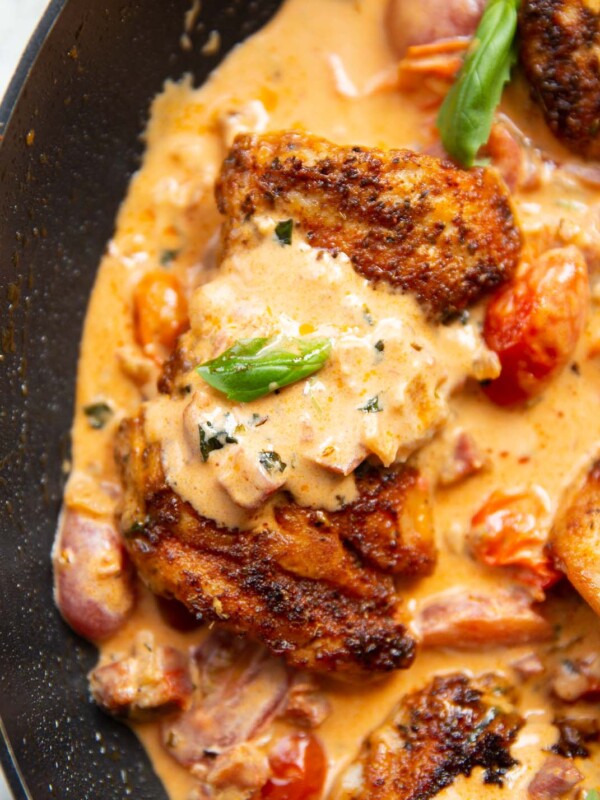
[133,270,188,356]
[483,246,589,406]
[469,487,562,595]
[262,733,327,800]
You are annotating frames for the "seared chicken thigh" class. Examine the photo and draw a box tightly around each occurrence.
[116,416,433,678]
[116,132,519,678]
[217,132,521,322]
[333,673,523,800]
[520,0,600,159]
[552,459,600,616]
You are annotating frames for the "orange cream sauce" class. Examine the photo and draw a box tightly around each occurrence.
[64,0,600,797]
[144,222,497,529]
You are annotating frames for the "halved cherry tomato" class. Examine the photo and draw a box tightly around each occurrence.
[483,246,588,406]
[133,270,188,356]
[261,733,327,800]
[469,487,561,596]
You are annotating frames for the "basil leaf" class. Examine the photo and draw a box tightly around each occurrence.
[259,450,287,473]
[275,219,293,245]
[160,248,179,266]
[362,305,374,326]
[586,792,600,800]
[198,421,237,462]
[83,401,113,429]
[197,336,331,402]
[359,395,382,413]
[125,519,149,539]
[437,0,519,167]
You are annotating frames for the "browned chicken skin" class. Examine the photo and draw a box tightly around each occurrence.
[520,0,600,159]
[333,673,523,800]
[115,132,523,679]
[217,132,521,322]
[551,459,600,616]
[116,416,435,678]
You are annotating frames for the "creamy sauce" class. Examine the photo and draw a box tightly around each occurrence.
[145,218,496,528]
[62,0,600,797]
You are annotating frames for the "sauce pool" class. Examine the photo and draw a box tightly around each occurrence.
[62,0,600,797]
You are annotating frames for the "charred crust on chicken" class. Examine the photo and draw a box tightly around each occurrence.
[116,416,433,678]
[519,0,600,159]
[216,132,521,322]
[334,673,523,800]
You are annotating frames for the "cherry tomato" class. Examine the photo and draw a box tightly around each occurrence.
[469,487,561,595]
[133,270,188,356]
[483,246,588,406]
[262,733,327,800]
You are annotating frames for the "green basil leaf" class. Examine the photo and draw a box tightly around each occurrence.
[437,0,519,167]
[159,248,179,266]
[197,336,332,402]
[83,401,113,430]
[259,450,287,473]
[275,219,293,245]
[586,791,600,800]
[125,519,150,539]
[198,421,237,462]
[359,395,382,413]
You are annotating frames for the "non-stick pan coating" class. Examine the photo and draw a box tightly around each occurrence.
[0,2,282,797]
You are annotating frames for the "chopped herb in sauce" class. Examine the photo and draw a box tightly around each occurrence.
[374,340,385,352]
[275,219,293,245]
[159,248,179,266]
[249,413,269,427]
[304,376,324,415]
[83,401,113,429]
[259,450,287,473]
[359,395,382,413]
[199,422,238,462]
[126,519,149,538]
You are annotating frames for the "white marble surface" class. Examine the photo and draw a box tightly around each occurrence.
[1,1,51,794]
[1,0,49,100]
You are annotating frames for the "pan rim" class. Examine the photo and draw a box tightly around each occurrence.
[0,2,69,793]
[0,0,66,133]
[0,715,32,800]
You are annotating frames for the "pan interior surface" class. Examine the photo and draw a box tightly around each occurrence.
[0,2,282,798]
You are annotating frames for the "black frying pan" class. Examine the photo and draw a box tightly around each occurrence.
[0,2,282,797]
